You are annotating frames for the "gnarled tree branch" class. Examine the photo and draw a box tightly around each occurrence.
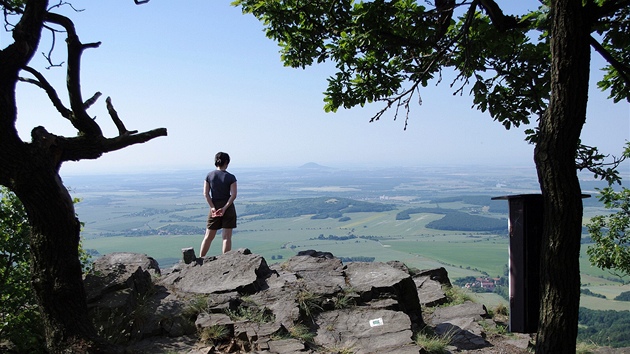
[54,127,168,163]
[44,11,102,136]
[106,97,138,136]
[19,2,168,172]
[20,65,71,118]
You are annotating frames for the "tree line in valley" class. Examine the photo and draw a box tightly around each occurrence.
[240,197,395,220]
[396,207,507,233]
[577,308,630,348]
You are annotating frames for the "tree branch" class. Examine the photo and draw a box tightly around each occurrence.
[20,66,72,118]
[105,97,137,136]
[0,0,23,14]
[590,0,630,20]
[576,143,627,185]
[477,0,522,31]
[83,91,101,110]
[44,11,103,137]
[2,0,47,81]
[57,128,168,163]
[101,127,167,153]
[433,0,455,43]
[20,4,167,171]
[590,35,630,88]
[30,125,168,168]
[369,0,479,128]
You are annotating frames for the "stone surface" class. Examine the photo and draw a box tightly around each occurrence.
[430,301,490,350]
[248,285,301,328]
[281,253,345,295]
[267,338,307,353]
[415,267,452,287]
[182,247,196,264]
[82,249,553,353]
[314,308,415,354]
[429,301,488,326]
[84,252,158,302]
[346,261,424,328]
[414,274,448,307]
[160,248,273,294]
[84,252,163,342]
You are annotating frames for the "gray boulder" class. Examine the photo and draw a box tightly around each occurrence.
[281,253,345,296]
[414,267,451,307]
[345,261,424,328]
[414,275,448,307]
[415,267,452,287]
[84,252,162,343]
[429,301,490,350]
[84,252,159,302]
[84,249,510,353]
[248,285,301,328]
[160,248,273,294]
[314,308,419,354]
[267,338,309,353]
[139,286,196,338]
[429,301,487,325]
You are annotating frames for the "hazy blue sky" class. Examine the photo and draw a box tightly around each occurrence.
[14,1,629,175]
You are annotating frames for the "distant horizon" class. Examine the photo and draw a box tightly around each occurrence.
[59,160,630,186]
[60,160,542,177]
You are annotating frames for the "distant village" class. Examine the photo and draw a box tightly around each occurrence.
[464,276,503,292]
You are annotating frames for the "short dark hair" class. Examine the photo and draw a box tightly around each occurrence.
[215,152,230,167]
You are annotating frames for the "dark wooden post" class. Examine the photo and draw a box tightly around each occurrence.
[492,194,543,333]
[492,193,589,333]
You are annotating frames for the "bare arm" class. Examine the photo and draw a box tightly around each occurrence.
[223,182,238,210]
[203,180,215,210]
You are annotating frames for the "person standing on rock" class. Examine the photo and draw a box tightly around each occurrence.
[200,152,237,257]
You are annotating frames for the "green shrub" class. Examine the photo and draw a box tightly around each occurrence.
[414,327,453,353]
[199,324,229,344]
[288,324,315,342]
[443,285,472,306]
[0,188,45,353]
[225,303,273,323]
[183,295,210,318]
[0,187,91,352]
[296,290,323,319]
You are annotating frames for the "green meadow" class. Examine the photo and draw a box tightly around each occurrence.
[73,168,628,312]
[82,208,629,311]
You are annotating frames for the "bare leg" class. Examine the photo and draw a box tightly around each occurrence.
[222,228,233,253]
[200,228,217,257]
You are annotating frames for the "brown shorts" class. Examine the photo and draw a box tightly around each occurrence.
[207,201,237,230]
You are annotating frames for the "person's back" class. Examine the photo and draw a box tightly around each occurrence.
[199,152,238,256]
[206,169,236,202]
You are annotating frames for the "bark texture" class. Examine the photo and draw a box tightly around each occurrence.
[533,0,591,352]
[18,170,103,352]
[0,1,165,351]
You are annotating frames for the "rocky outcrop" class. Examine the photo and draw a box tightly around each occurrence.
[413,267,451,307]
[84,249,526,353]
[161,248,273,294]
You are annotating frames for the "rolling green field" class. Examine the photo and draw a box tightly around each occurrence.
[83,208,629,311]
[73,168,628,312]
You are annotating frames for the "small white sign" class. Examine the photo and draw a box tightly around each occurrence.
[369,318,384,327]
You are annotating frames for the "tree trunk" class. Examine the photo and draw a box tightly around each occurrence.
[0,0,102,347]
[533,0,591,353]
[1,1,164,351]
[13,162,106,353]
